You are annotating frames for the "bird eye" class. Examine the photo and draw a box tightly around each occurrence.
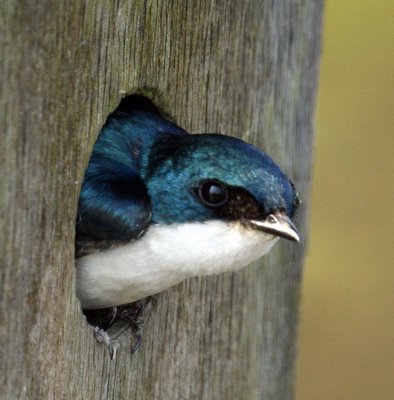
[197,180,228,207]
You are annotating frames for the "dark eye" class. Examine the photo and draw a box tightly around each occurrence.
[197,180,228,207]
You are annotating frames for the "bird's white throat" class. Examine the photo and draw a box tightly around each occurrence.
[76,220,278,309]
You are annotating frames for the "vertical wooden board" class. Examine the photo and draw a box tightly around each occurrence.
[0,1,323,399]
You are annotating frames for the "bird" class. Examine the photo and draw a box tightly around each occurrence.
[75,95,300,354]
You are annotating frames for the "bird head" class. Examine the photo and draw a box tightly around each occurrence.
[144,133,300,242]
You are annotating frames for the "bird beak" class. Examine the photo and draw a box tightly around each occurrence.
[246,212,301,242]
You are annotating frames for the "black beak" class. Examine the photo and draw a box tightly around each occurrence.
[245,212,301,242]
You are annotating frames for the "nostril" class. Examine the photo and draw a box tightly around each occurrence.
[267,214,277,224]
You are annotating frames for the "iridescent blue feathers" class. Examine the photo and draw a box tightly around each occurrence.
[76,96,299,256]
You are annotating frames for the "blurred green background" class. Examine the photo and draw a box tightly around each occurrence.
[296,1,393,399]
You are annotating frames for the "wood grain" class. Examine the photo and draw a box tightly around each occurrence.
[0,1,323,399]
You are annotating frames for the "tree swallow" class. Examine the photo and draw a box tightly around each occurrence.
[75,96,300,313]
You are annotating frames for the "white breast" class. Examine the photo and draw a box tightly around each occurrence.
[76,220,278,309]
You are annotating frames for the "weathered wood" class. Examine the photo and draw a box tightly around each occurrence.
[0,1,323,399]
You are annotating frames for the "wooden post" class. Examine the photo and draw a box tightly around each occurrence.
[0,1,323,399]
